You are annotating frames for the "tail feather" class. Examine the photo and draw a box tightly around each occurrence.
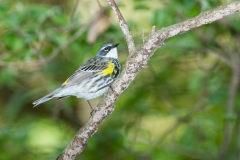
[33,88,60,107]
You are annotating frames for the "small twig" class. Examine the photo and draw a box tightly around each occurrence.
[71,0,80,22]
[96,0,102,8]
[206,48,232,66]
[108,0,135,55]
[152,26,156,32]
[218,67,240,160]
[43,23,79,34]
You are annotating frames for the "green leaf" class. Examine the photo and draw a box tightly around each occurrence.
[51,14,69,26]
[3,33,25,50]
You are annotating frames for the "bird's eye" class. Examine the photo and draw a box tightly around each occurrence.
[104,47,110,51]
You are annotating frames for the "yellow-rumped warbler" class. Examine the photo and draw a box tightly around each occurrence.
[33,42,120,109]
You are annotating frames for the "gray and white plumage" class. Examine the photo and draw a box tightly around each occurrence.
[33,42,120,107]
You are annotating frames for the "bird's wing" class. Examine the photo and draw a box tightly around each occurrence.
[61,57,108,87]
[80,57,109,72]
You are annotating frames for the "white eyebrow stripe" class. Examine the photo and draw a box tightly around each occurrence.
[101,45,112,50]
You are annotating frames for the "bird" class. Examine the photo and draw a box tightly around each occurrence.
[33,42,120,110]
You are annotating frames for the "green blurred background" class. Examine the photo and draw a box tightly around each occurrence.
[1,0,240,159]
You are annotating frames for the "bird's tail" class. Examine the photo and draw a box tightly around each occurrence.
[33,88,60,107]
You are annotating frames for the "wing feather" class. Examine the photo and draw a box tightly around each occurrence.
[61,57,108,87]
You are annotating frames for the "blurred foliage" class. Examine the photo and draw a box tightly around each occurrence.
[0,0,240,160]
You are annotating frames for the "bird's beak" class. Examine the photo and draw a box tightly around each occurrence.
[113,43,119,48]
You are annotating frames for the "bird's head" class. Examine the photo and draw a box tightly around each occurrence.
[96,42,119,59]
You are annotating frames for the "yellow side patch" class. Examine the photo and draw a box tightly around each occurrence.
[62,78,69,86]
[100,61,115,75]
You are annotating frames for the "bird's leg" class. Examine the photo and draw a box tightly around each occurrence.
[87,100,94,116]
[87,100,93,110]
[109,85,114,92]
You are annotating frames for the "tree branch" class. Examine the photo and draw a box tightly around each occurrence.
[57,1,240,159]
[217,55,240,160]
[108,0,135,55]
